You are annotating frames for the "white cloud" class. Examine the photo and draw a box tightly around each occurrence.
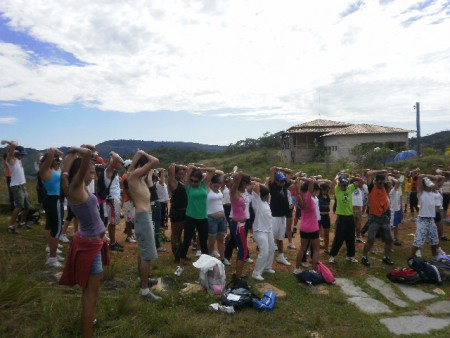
[0,0,449,126]
[0,116,17,123]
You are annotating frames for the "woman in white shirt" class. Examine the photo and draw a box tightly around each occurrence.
[207,172,226,261]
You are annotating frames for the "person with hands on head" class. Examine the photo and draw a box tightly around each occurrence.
[39,147,65,267]
[174,165,216,276]
[329,174,364,263]
[104,151,125,251]
[206,170,226,260]
[228,171,252,278]
[1,140,32,234]
[293,176,321,274]
[269,166,293,266]
[361,170,395,266]
[168,163,188,262]
[59,147,110,338]
[126,150,162,301]
[410,174,443,259]
[389,177,403,246]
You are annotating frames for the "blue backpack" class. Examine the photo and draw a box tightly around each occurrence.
[252,290,277,311]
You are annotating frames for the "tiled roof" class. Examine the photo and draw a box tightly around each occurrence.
[322,124,410,136]
[288,119,353,131]
[287,127,338,133]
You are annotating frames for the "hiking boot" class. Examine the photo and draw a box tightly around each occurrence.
[276,255,291,266]
[174,266,184,276]
[382,256,394,265]
[361,256,370,266]
[393,239,402,246]
[346,256,358,263]
[7,226,18,234]
[59,234,70,243]
[328,256,335,263]
[141,291,162,302]
[109,242,124,252]
[287,242,297,249]
[251,272,264,281]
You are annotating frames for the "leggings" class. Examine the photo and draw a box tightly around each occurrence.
[179,216,208,259]
[409,192,419,213]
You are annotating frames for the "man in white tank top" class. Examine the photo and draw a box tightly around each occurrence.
[1,140,32,234]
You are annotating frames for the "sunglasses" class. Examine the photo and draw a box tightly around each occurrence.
[190,179,200,184]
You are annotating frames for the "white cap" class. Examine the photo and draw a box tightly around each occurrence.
[124,159,132,168]
[424,177,435,188]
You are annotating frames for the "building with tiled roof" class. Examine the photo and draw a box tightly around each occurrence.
[282,119,411,163]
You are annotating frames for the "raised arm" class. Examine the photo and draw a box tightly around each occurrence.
[40,147,64,180]
[106,151,124,177]
[1,140,17,163]
[129,150,159,180]
[203,167,218,187]
[66,147,92,192]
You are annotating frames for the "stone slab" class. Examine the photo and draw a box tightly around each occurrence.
[366,276,408,308]
[254,282,287,298]
[394,284,437,303]
[380,315,450,335]
[335,278,392,314]
[426,301,450,314]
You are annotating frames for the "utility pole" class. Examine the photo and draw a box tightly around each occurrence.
[415,102,421,156]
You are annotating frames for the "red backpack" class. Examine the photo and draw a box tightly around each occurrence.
[316,262,335,284]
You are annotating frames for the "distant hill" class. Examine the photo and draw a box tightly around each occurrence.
[409,130,450,152]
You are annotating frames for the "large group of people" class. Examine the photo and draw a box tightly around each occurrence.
[2,139,450,337]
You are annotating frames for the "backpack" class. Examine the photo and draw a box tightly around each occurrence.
[220,287,255,311]
[387,267,422,285]
[193,254,226,295]
[407,257,442,285]
[430,254,450,281]
[97,168,117,200]
[252,290,277,311]
[296,270,325,286]
[316,262,335,284]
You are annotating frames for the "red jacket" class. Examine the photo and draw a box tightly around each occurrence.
[59,234,110,288]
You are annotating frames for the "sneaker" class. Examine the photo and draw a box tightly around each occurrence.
[47,254,65,262]
[109,242,124,252]
[369,248,376,254]
[382,256,394,265]
[393,239,402,246]
[223,258,231,266]
[301,262,310,268]
[361,256,370,266]
[276,255,291,266]
[246,257,254,264]
[157,246,167,252]
[440,236,449,241]
[287,242,296,249]
[46,246,62,254]
[346,256,358,263]
[105,234,111,243]
[174,266,184,276]
[19,222,32,229]
[196,250,202,257]
[59,234,70,243]
[212,250,220,258]
[415,249,422,258]
[45,257,63,268]
[126,236,137,243]
[7,226,18,234]
[293,268,302,275]
[328,256,335,263]
[356,237,365,244]
[58,243,63,249]
[251,272,264,281]
[437,247,446,255]
[263,268,275,274]
[141,291,162,302]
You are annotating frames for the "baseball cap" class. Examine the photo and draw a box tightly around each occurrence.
[275,171,286,182]
[14,146,27,156]
[96,156,106,166]
[424,178,435,188]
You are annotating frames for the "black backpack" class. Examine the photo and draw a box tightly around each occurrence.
[407,257,442,285]
[97,168,117,200]
[220,287,255,311]
[387,267,422,285]
[296,270,325,286]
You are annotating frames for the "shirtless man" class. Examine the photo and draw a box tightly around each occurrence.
[127,150,161,301]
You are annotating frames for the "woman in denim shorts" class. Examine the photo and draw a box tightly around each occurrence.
[207,172,226,260]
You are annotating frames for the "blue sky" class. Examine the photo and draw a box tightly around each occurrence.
[1,1,449,150]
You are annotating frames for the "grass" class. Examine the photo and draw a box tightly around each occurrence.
[1,211,450,338]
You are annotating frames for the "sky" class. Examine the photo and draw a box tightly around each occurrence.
[0,0,449,150]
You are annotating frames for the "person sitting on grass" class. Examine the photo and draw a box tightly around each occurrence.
[59,147,110,338]
[361,170,395,267]
[127,150,162,301]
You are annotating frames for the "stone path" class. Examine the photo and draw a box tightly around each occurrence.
[335,276,450,335]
